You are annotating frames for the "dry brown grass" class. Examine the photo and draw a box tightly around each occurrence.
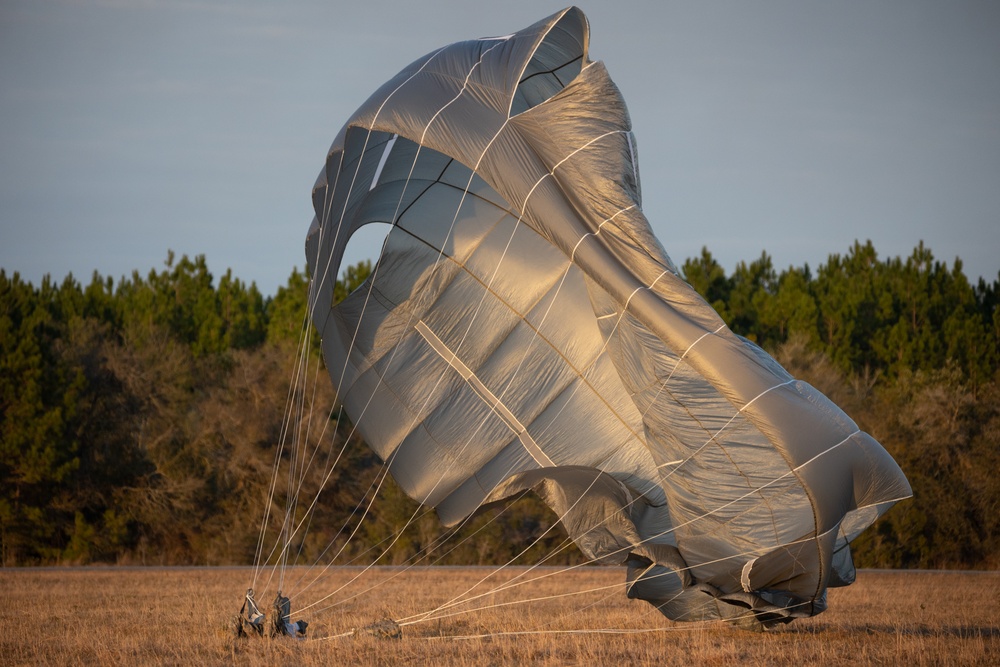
[0,566,996,665]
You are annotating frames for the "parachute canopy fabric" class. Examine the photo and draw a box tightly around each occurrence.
[305,7,911,627]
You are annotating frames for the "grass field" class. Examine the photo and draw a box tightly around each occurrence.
[0,566,996,665]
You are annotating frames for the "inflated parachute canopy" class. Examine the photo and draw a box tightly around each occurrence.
[305,7,910,628]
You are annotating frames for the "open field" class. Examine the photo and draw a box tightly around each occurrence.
[0,566,996,665]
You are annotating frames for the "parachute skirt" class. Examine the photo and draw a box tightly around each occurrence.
[306,7,910,628]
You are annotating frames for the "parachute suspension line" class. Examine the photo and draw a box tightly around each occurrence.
[387,243,675,625]
[300,460,574,620]
[280,327,317,586]
[290,408,433,588]
[262,329,316,588]
[304,475,606,621]
[281,323,376,579]
[398,576,630,628]
[431,428,884,621]
[258,98,376,582]
[286,442,401,599]
[283,406,365,589]
[282,306,445,596]
[273,314,319,593]
[254,283,345,598]
[653,428,864,540]
[263,190,378,596]
[287,421,330,571]
[285,348,337,572]
[283,307,326,569]
[251,302,314,590]
[300,471,571,613]
[254,378,323,599]
[396,415,846,626]
[320,596,816,642]
[291,463,419,614]
[406,425,881,626]
[294,508,478,615]
[413,601,820,641]
[311,504,440,577]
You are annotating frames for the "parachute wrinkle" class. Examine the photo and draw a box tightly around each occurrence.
[488,269,650,443]
[635,323,728,404]
[626,131,639,201]
[419,39,509,140]
[660,379,798,482]
[569,204,636,262]
[658,429,864,540]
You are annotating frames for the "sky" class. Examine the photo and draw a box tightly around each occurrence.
[1,0,998,296]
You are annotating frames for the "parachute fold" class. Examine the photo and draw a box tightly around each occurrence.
[305,7,910,627]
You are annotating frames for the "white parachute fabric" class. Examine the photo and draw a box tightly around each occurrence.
[305,7,911,627]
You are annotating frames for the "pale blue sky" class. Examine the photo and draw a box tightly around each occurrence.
[1,1,998,295]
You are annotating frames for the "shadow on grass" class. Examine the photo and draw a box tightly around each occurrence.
[782,623,999,639]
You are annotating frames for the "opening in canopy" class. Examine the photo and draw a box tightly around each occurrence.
[511,8,588,116]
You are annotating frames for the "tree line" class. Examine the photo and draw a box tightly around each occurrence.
[1,240,997,569]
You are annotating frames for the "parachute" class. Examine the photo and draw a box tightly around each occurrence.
[304,6,910,628]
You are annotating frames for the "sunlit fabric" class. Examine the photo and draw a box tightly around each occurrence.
[305,6,910,628]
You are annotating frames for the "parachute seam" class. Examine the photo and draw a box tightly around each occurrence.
[414,319,555,468]
[516,54,583,90]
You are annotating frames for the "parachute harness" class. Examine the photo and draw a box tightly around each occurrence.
[232,589,308,640]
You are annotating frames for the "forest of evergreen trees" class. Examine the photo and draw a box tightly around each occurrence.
[1,241,997,570]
